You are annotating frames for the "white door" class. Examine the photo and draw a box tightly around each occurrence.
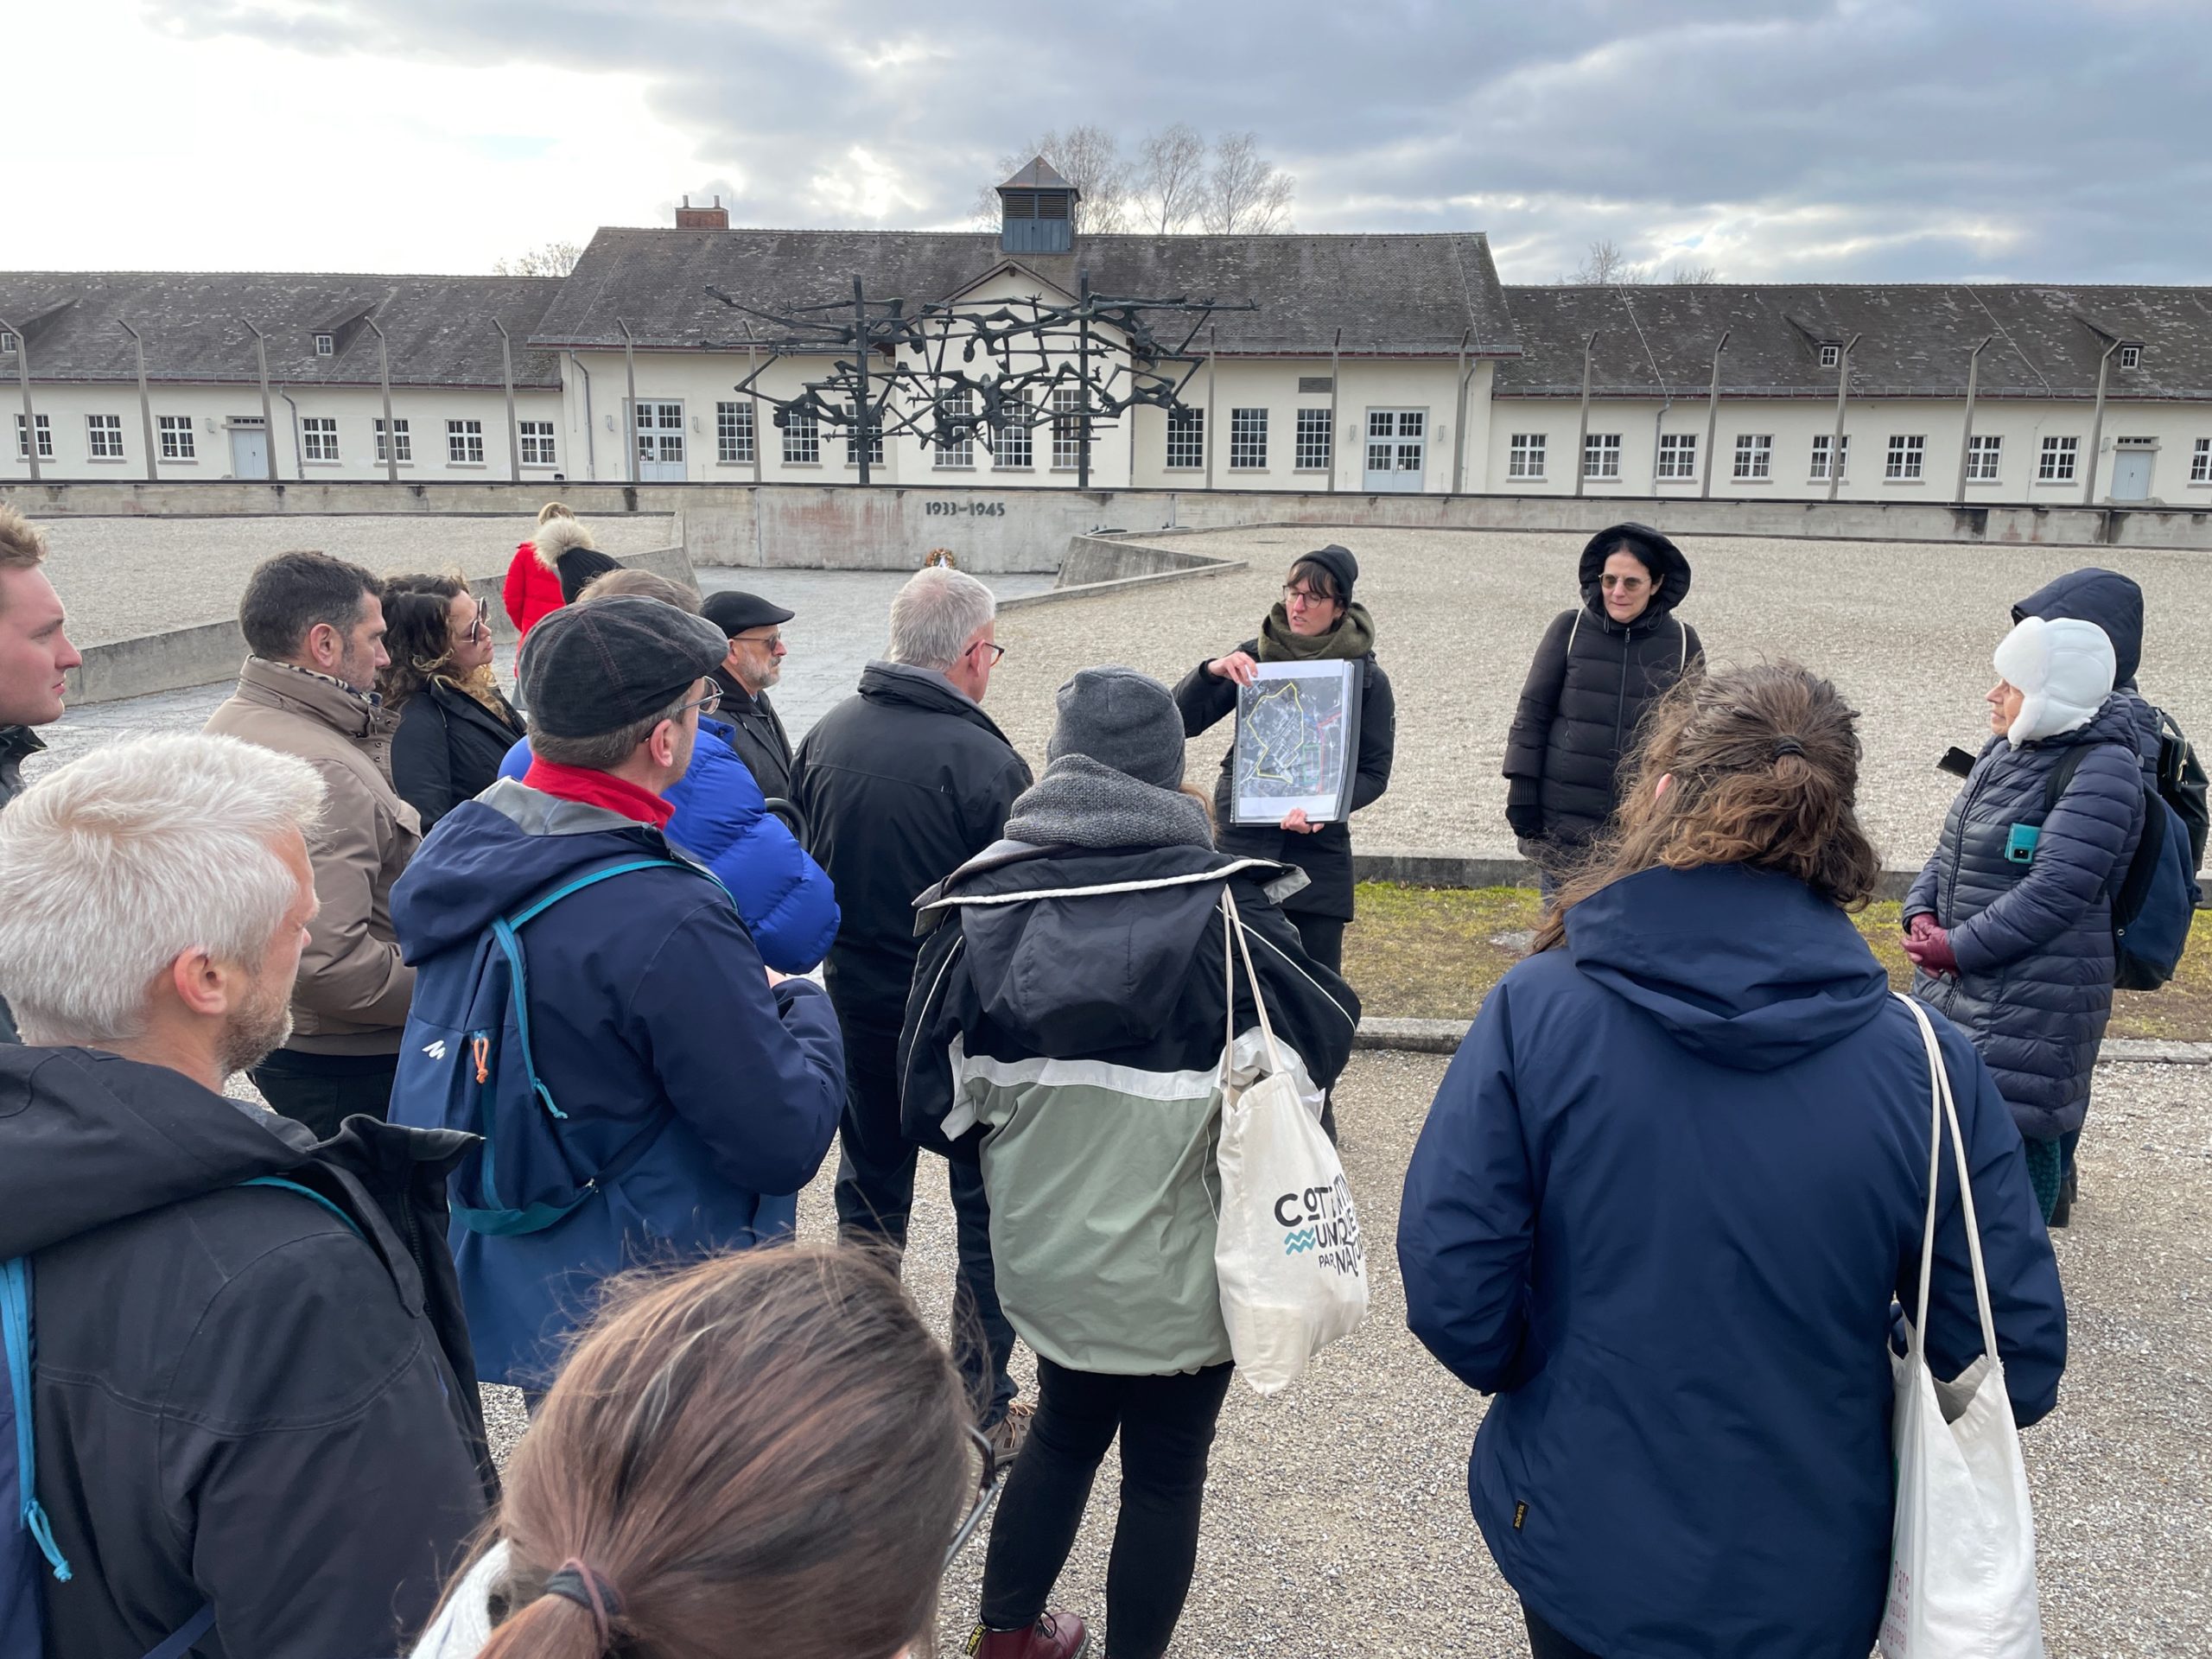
[1363,410,1426,492]
[2110,448,2153,502]
[229,428,269,478]
[633,401,687,481]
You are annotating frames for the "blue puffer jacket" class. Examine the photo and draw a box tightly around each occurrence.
[2013,568,2162,790]
[1905,696,2145,1141]
[500,715,838,974]
[1398,864,2063,1659]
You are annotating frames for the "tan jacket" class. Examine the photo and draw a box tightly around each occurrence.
[205,658,420,1052]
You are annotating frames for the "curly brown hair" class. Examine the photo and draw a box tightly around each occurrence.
[1534,661,1882,952]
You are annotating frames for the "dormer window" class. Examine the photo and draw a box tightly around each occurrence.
[2120,345,2141,370]
[0,332,16,355]
[1819,344,1841,370]
[314,333,335,357]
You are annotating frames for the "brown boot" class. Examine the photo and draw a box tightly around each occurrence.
[965,1611,1090,1658]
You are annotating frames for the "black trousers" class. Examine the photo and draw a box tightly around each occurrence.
[1524,1606,1603,1659]
[979,1357,1235,1659]
[248,1049,397,1141]
[831,1015,1017,1426]
[1289,912,1344,1142]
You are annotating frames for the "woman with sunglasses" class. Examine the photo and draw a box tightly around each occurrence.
[1174,543,1395,1010]
[1503,524,1703,893]
[382,573,529,830]
[410,1244,983,1659]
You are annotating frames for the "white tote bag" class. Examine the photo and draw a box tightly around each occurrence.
[1211,885,1369,1395]
[1880,995,2044,1659]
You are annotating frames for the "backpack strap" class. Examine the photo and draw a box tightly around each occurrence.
[2041,744,2093,814]
[238,1176,365,1238]
[140,1602,216,1659]
[3,1255,73,1585]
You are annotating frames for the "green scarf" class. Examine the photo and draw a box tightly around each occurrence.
[1256,601,1376,663]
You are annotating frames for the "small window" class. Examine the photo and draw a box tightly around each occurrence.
[373,417,412,463]
[714,402,754,465]
[780,407,819,466]
[1732,434,1773,480]
[1507,433,1547,480]
[313,333,334,358]
[157,414,196,461]
[1297,375,1334,395]
[1656,433,1697,480]
[844,422,884,468]
[0,332,16,354]
[1967,434,2003,482]
[1294,408,1332,471]
[1051,387,1084,469]
[1810,433,1850,481]
[1583,433,1621,480]
[302,416,339,462]
[15,413,52,461]
[2191,437,2209,484]
[1229,408,1268,471]
[934,389,975,468]
[1885,435,1926,481]
[2120,345,2141,370]
[1819,344,1841,369]
[1165,408,1205,470]
[447,419,485,464]
[992,395,1033,469]
[519,420,557,467]
[2038,435,2079,483]
[86,414,125,459]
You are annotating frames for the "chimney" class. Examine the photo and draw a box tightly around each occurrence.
[996,157,1077,254]
[676,192,729,230]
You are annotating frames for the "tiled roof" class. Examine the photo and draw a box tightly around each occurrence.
[1494,283,2212,402]
[0,273,563,389]
[531,229,1518,359]
[1000,157,1074,193]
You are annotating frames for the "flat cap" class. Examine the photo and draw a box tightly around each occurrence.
[702,590,796,636]
[518,596,731,740]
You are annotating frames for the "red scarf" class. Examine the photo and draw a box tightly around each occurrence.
[523,756,676,830]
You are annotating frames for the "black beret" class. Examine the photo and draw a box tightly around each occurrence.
[518,596,732,740]
[701,589,796,636]
[1297,543,1359,601]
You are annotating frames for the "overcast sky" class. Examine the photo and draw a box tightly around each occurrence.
[16,0,2211,284]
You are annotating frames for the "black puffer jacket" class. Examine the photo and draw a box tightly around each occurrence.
[390,679,528,830]
[1173,646,1396,923]
[1503,527,1702,858]
[1904,696,2145,1141]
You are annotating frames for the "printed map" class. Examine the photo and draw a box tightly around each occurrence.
[1233,663,1357,822]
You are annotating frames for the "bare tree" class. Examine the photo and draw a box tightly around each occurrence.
[1134,123,1209,233]
[1669,263,1721,284]
[1559,238,1647,285]
[493,241,583,278]
[972,126,1130,233]
[1199,131,1295,234]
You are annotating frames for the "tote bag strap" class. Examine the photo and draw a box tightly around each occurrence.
[1896,994,2001,1365]
[1220,884,1289,1081]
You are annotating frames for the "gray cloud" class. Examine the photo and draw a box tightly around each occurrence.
[149,0,2212,281]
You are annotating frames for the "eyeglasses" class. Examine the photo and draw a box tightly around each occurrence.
[969,639,1007,666]
[734,631,784,651]
[675,683,723,719]
[1281,587,1333,608]
[1599,575,1649,592]
[461,612,492,644]
[944,1425,1008,1572]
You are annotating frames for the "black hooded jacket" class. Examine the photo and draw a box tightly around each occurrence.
[0,1046,490,1658]
[1503,525,1703,855]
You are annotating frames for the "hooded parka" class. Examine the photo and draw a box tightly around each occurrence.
[1,1046,490,1658]
[1904,692,2145,1142]
[2012,567,2162,788]
[1399,864,2065,1659]
[899,790,1360,1375]
[1503,525,1703,857]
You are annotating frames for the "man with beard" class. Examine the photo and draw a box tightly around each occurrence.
[0,734,488,1658]
[206,550,419,1136]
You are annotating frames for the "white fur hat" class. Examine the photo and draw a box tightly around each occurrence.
[1992,614,2115,747]
[532,516,596,570]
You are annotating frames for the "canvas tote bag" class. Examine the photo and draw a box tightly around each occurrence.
[1211,884,1369,1395]
[1881,994,2044,1658]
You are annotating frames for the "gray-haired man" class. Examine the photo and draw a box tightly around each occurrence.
[791,564,1033,1449]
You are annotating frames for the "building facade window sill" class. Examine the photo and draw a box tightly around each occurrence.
[1730,476,1774,485]
[932,465,977,474]
[86,456,130,465]
[1883,477,1927,486]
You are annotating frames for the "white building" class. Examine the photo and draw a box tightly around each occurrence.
[7,168,2211,505]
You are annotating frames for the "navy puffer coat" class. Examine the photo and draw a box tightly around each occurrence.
[1905,696,2145,1141]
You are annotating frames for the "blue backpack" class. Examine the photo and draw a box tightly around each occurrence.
[2045,744,2202,991]
[392,857,707,1236]
[5,1179,356,1659]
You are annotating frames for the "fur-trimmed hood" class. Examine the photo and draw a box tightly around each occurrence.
[531,517,596,571]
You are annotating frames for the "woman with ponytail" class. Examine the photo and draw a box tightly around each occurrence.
[410,1246,976,1659]
[1399,664,2066,1659]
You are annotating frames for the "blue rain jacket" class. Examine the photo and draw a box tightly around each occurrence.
[1399,863,2064,1659]
[389,780,844,1388]
[499,715,839,974]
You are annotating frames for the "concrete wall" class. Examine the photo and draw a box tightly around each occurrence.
[61,543,697,706]
[14,478,2212,567]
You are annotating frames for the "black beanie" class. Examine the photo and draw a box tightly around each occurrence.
[1297,543,1358,603]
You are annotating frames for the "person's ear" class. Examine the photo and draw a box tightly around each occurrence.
[168,949,232,1018]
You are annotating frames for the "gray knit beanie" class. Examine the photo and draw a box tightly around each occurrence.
[1046,666,1186,790]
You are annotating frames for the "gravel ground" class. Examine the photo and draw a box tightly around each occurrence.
[987,526,2212,870]
[33,513,679,645]
[472,1051,2209,1659]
